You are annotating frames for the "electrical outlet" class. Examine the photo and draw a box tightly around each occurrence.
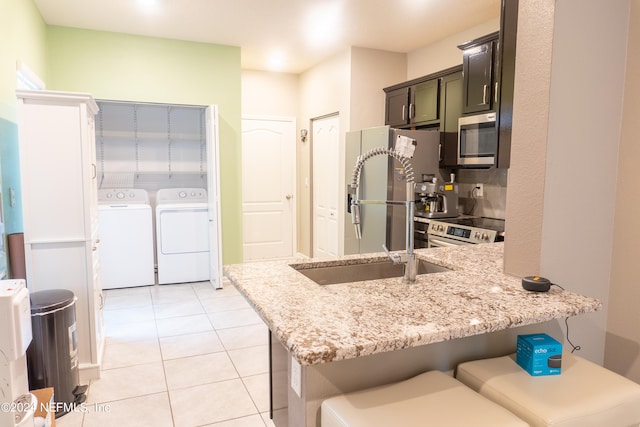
[475,183,484,197]
[290,356,302,397]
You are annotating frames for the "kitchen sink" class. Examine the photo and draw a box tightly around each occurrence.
[292,259,451,285]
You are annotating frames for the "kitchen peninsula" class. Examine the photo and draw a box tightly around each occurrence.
[224,243,601,427]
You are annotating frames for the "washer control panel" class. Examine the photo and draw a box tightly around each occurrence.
[156,188,208,203]
[98,188,149,204]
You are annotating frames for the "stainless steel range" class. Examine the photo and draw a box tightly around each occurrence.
[423,216,505,248]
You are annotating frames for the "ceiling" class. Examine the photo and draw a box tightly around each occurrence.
[33,0,501,74]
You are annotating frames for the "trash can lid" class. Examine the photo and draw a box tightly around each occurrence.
[30,289,75,314]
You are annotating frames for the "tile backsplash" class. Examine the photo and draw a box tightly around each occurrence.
[454,168,507,219]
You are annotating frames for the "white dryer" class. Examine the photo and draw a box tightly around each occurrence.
[98,189,155,289]
[155,188,210,285]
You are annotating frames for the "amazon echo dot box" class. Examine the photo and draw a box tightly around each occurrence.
[516,333,562,376]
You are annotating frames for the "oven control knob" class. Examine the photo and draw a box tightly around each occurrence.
[481,233,489,241]
[438,225,445,232]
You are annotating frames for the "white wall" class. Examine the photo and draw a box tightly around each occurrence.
[297,49,352,256]
[605,0,640,382]
[349,47,406,131]
[241,70,299,117]
[506,0,630,364]
[541,0,628,364]
[407,18,500,79]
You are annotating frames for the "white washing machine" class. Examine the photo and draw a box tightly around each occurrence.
[98,189,155,289]
[155,188,210,285]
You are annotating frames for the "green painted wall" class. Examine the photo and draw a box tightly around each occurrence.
[0,2,243,265]
[45,27,243,264]
[0,0,47,236]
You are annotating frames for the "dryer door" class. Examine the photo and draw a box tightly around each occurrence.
[158,208,209,254]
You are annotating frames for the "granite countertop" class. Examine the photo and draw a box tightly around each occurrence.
[223,243,601,366]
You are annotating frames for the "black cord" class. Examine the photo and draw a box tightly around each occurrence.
[564,317,581,353]
[464,187,478,215]
[550,282,581,353]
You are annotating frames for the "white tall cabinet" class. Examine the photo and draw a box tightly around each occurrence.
[17,90,104,381]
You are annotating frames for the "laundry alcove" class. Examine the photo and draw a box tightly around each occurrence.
[95,100,223,288]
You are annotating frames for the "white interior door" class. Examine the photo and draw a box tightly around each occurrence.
[312,114,340,258]
[241,116,296,261]
[206,106,224,288]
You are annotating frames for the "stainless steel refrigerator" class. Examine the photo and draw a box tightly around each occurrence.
[344,126,442,254]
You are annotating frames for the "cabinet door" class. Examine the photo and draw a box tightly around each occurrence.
[385,87,409,127]
[411,79,439,124]
[462,41,495,114]
[439,72,463,167]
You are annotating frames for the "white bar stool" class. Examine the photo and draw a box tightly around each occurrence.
[456,353,640,427]
[321,370,528,427]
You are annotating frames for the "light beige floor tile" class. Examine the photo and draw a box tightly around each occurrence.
[54,406,85,426]
[164,352,238,390]
[83,392,173,427]
[169,379,258,427]
[153,299,205,319]
[208,308,263,329]
[217,324,269,350]
[261,412,276,427]
[201,295,252,313]
[242,373,270,413]
[151,283,198,304]
[227,345,269,377]
[102,339,161,370]
[204,414,267,426]
[87,362,166,404]
[155,314,213,337]
[195,283,240,300]
[159,330,225,360]
[104,320,158,345]
[103,292,152,310]
[104,285,152,296]
[103,305,155,325]
[190,280,221,292]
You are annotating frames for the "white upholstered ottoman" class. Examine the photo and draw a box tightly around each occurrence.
[456,353,640,427]
[320,370,528,427]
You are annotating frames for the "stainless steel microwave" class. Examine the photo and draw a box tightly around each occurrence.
[457,112,497,167]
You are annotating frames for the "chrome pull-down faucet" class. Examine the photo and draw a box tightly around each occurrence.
[347,147,417,283]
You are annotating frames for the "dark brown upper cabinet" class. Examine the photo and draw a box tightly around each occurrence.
[459,32,499,115]
[384,66,463,166]
[384,78,440,127]
[439,70,463,167]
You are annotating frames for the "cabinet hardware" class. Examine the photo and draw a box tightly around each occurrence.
[286,194,293,200]
[402,105,406,121]
[494,82,499,103]
[409,103,414,119]
[482,84,489,105]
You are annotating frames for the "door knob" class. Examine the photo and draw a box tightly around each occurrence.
[286,194,293,200]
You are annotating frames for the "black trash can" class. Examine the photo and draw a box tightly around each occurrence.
[27,289,81,417]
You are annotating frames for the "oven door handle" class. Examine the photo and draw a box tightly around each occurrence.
[428,236,469,248]
[414,229,427,235]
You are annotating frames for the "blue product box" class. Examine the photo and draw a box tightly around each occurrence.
[516,333,562,376]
